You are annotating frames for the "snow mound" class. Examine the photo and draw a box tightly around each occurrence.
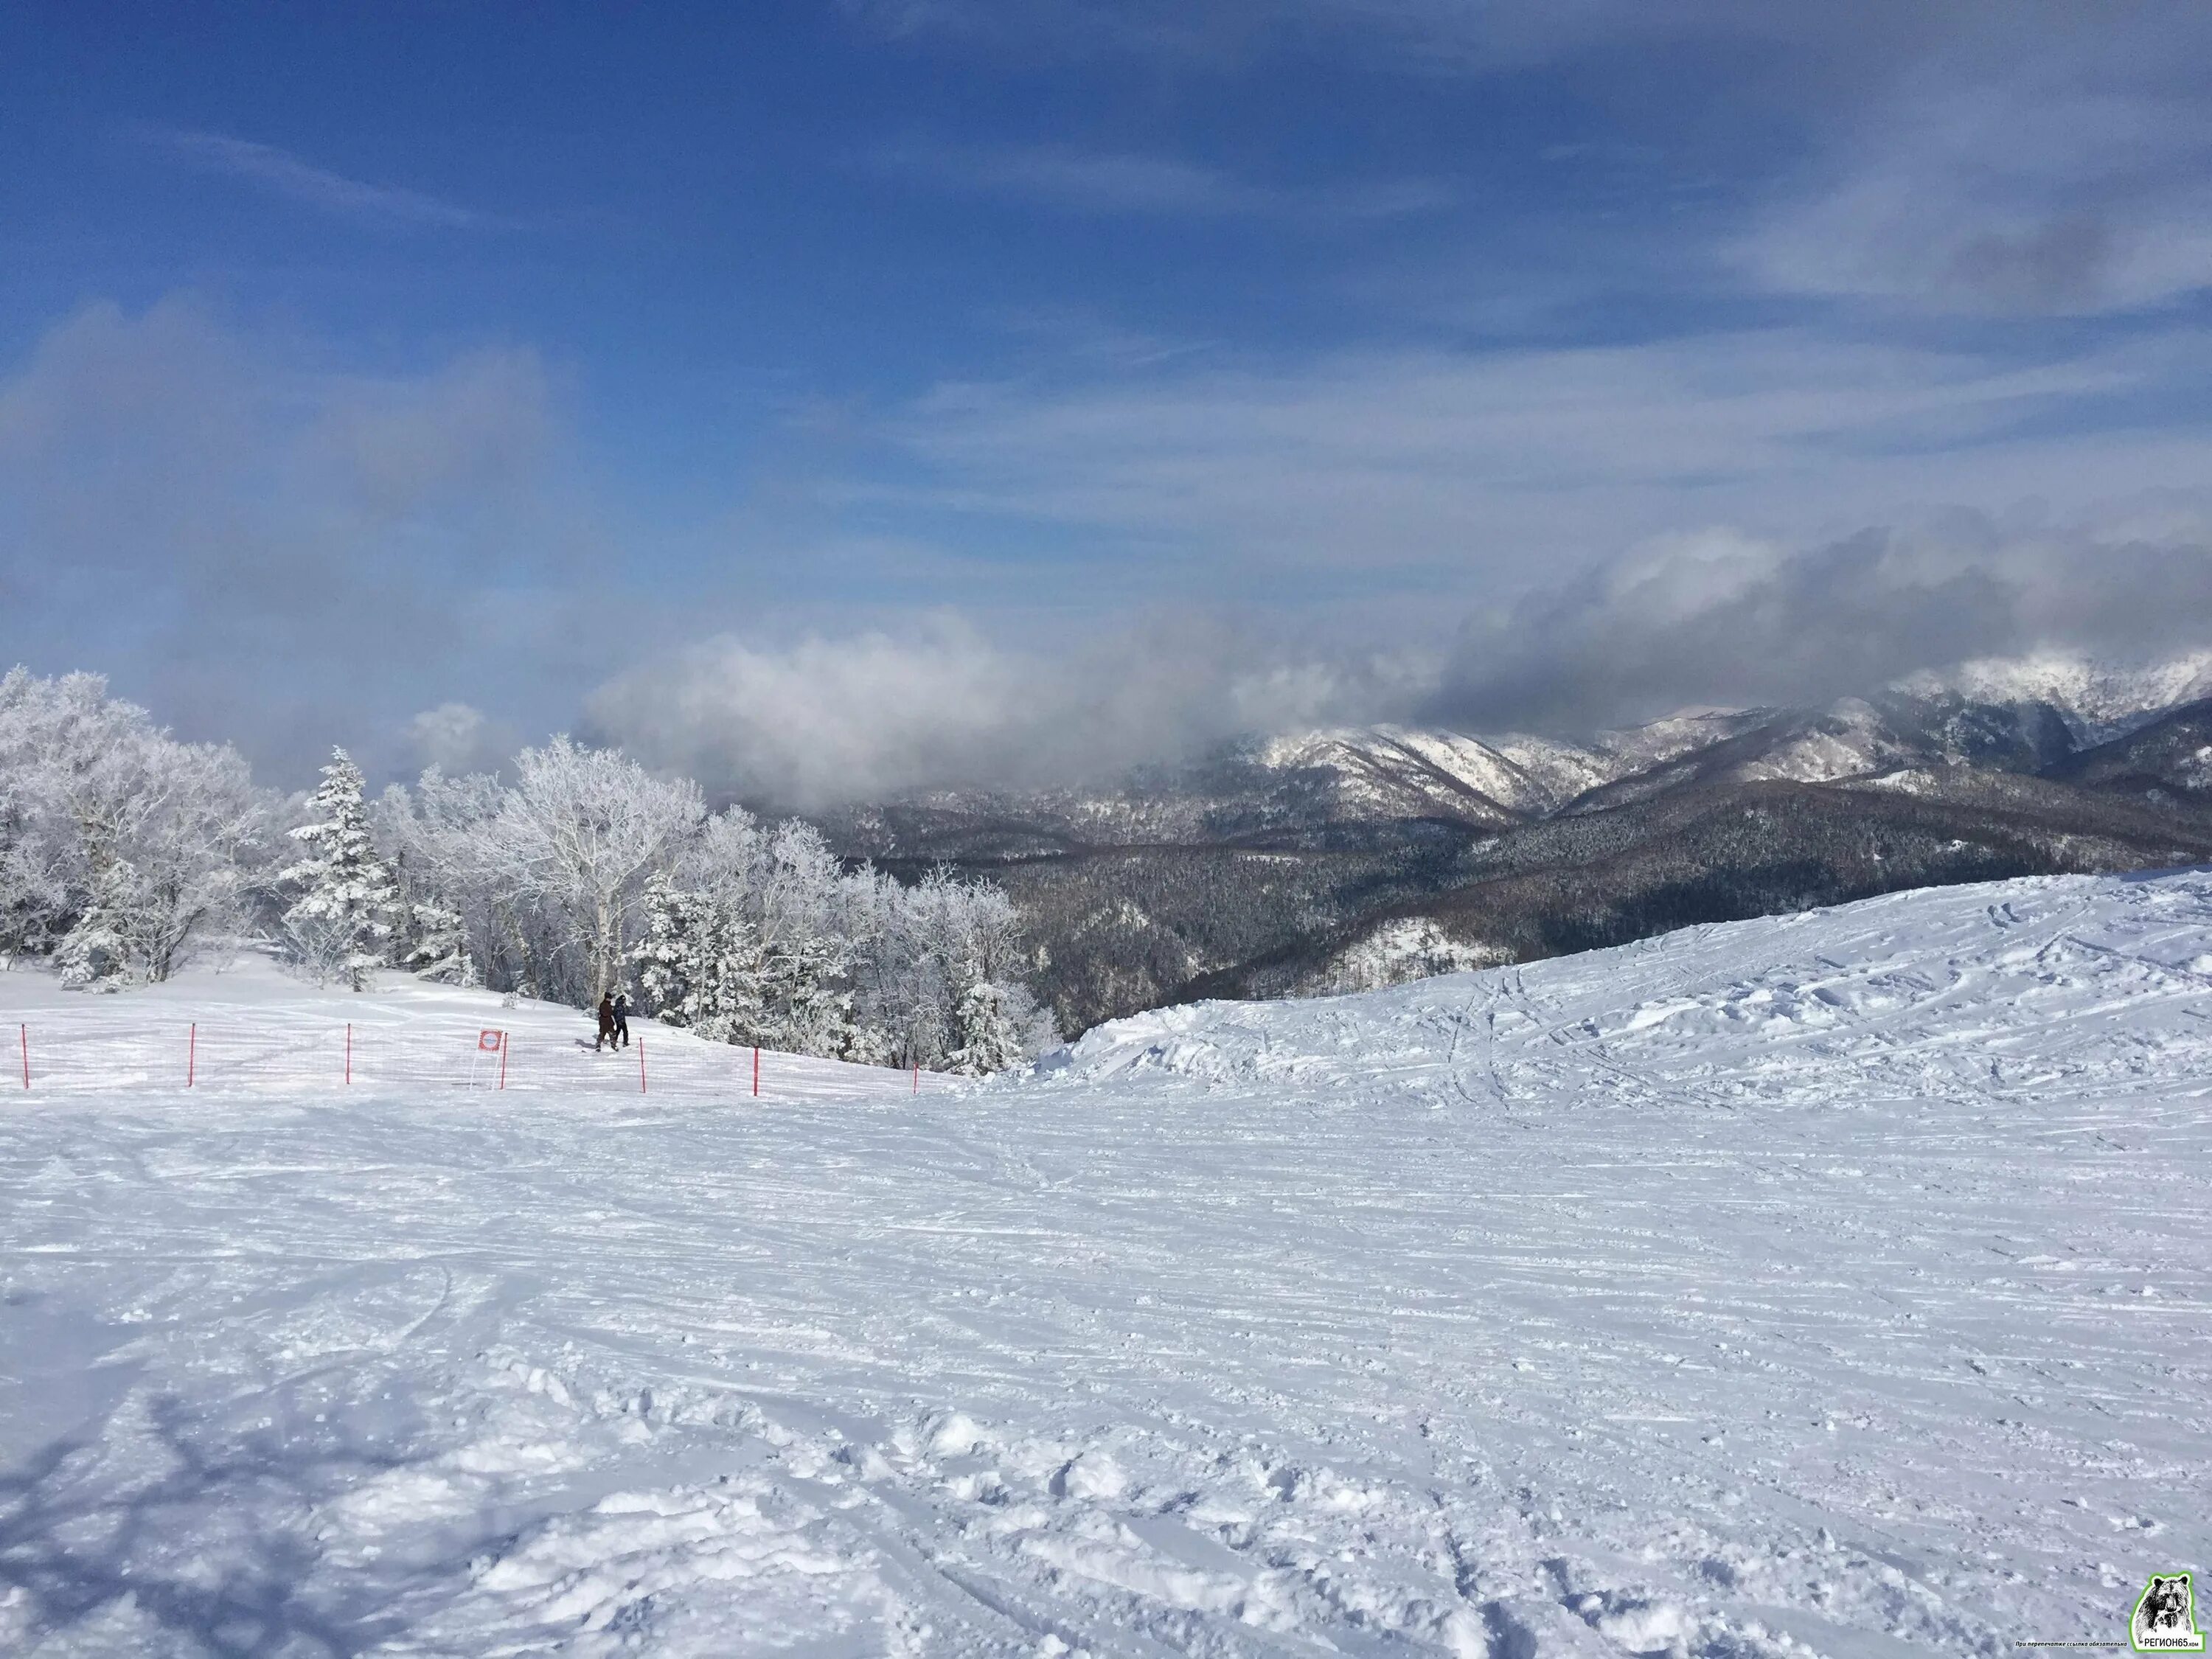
[4,869,2210,1654]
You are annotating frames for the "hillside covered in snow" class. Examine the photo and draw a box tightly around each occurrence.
[3,869,2208,1654]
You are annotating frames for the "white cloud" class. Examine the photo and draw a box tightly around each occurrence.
[0,299,601,780]
[1742,62,2212,315]
[877,139,1272,215]
[141,128,495,229]
[861,327,2212,591]
[406,703,512,775]
[1428,503,2212,731]
[841,0,1925,74]
[585,493,2212,800]
[871,138,1450,221]
[584,615,1430,807]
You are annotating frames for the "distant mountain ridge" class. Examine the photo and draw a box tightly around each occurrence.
[820,654,2212,1035]
[1242,652,2212,827]
[1899,650,2212,742]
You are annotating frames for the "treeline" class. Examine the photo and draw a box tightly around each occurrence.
[0,669,1053,1074]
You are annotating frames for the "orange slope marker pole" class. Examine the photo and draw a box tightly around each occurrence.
[638,1037,647,1095]
[188,1023,196,1088]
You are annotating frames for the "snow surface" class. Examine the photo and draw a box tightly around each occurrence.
[4,873,2211,1655]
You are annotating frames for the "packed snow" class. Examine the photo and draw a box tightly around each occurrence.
[3,870,2210,1655]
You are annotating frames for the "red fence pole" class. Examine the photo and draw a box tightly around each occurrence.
[345,1023,352,1086]
[638,1037,647,1095]
[913,1062,919,1096]
[752,1045,759,1098]
[18,1023,26,1090]
[498,1032,507,1091]
[188,1023,196,1088]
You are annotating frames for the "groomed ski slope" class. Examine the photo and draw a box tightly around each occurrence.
[2,872,2209,1657]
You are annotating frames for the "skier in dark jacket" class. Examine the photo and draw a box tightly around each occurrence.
[611,991,631,1049]
[594,992,616,1051]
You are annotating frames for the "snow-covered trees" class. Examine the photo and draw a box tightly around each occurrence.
[877,866,1054,1074]
[950,980,1035,1077]
[372,742,703,1008]
[633,874,709,1026]
[844,864,1041,1072]
[376,751,1055,1072]
[632,873,764,1043]
[0,669,270,985]
[497,738,706,999]
[0,667,1054,1071]
[280,750,398,990]
[400,895,473,984]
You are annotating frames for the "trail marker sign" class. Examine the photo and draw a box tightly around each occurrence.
[470,1029,509,1091]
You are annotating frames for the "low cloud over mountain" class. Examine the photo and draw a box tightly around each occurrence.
[585,502,2212,808]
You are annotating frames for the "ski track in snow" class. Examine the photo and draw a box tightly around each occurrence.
[2,871,2209,1655]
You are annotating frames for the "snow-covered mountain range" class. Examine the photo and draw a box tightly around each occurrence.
[824,654,2212,1033]
[1251,652,2212,828]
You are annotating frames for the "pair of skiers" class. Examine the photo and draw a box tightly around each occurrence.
[595,990,630,1051]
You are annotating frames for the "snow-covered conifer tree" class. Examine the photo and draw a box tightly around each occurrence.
[764,927,858,1058]
[282,749,398,990]
[633,873,705,1025]
[53,856,136,989]
[695,903,768,1043]
[632,875,768,1043]
[948,979,1044,1075]
[403,895,475,984]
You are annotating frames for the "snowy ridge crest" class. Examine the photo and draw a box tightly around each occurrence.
[1899,649,2212,741]
[1255,650,2212,821]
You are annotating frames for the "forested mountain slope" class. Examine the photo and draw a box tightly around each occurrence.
[824,672,2212,1034]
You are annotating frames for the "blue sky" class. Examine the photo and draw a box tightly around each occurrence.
[4,1,2211,801]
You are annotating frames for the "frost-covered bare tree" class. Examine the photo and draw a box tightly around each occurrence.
[495,737,706,1001]
[87,738,266,984]
[375,742,702,1006]
[0,669,271,984]
[375,768,516,985]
